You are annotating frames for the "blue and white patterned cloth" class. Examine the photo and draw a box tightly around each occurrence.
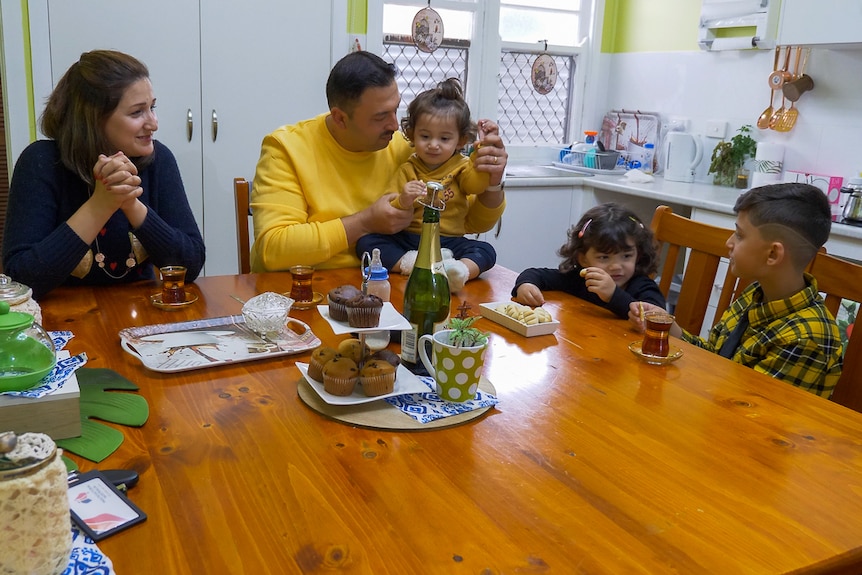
[63,523,115,574]
[385,376,499,424]
[0,331,87,398]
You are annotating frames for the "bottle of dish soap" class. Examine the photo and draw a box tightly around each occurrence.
[572,131,599,169]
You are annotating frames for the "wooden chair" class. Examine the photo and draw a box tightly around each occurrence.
[234,177,251,274]
[806,250,862,412]
[650,205,746,335]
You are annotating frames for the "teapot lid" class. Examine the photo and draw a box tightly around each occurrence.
[0,274,32,305]
[0,301,34,330]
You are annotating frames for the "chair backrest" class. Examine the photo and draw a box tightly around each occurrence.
[650,205,745,335]
[234,177,251,274]
[806,250,862,412]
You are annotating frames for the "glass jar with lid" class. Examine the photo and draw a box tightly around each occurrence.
[0,274,42,325]
[0,432,72,574]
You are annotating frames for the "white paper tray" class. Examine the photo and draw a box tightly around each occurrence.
[479,302,560,337]
[119,315,320,373]
[296,362,427,406]
[316,301,411,335]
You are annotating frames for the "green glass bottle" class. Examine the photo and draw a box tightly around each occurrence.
[400,189,450,370]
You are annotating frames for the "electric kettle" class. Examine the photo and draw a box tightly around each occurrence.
[664,132,703,183]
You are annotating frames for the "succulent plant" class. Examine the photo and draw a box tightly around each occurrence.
[446,316,489,348]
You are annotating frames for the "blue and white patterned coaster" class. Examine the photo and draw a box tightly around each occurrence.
[384,376,499,424]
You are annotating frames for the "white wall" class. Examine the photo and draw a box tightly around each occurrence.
[601,47,862,184]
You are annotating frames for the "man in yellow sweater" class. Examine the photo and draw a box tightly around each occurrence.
[249,51,507,272]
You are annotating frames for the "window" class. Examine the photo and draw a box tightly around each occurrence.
[371,0,590,146]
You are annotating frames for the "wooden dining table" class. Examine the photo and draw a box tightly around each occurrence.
[40,265,862,574]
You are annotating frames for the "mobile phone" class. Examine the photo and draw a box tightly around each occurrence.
[67,470,147,541]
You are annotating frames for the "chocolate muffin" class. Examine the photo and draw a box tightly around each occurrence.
[327,284,362,322]
[346,293,384,328]
[367,348,401,369]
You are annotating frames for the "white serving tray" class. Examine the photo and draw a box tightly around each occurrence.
[296,362,427,406]
[479,302,560,337]
[119,315,320,373]
[316,301,412,335]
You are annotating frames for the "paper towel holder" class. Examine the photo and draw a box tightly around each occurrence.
[698,0,779,51]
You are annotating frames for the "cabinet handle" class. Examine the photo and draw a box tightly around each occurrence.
[494,217,502,239]
[211,109,218,142]
[186,109,193,142]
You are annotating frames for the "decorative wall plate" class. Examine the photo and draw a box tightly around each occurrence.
[412,6,443,53]
[531,53,557,95]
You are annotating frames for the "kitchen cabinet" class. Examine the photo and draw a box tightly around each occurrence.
[777,0,862,47]
[482,186,575,274]
[42,0,334,275]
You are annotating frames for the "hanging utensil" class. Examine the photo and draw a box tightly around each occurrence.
[776,47,804,132]
[756,46,781,129]
[769,47,794,129]
[783,47,813,102]
[768,46,792,90]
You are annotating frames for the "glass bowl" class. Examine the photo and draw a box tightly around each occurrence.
[241,292,294,335]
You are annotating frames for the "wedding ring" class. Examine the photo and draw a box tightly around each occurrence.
[492,156,498,164]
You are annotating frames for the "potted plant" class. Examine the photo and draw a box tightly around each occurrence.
[445,316,489,348]
[708,124,757,187]
[419,315,489,402]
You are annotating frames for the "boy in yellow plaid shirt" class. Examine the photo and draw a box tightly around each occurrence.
[632,183,843,398]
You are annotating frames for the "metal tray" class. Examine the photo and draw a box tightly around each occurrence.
[119,315,320,373]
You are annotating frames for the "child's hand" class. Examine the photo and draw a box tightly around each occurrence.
[579,267,616,302]
[391,180,425,210]
[514,283,544,306]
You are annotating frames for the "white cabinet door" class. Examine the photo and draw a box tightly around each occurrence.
[45,0,333,275]
[45,0,204,240]
[777,0,862,46]
[484,187,573,273]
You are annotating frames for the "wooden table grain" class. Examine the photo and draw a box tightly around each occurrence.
[40,266,862,574]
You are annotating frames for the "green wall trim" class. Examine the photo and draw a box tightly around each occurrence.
[22,0,35,140]
[347,0,367,35]
[602,0,702,53]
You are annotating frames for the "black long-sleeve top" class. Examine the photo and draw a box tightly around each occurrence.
[512,267,666,319]
[3,140,205,299]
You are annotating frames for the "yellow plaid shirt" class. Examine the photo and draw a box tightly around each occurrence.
[681,273,843,398]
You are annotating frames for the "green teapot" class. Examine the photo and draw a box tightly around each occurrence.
[0,301,56,392]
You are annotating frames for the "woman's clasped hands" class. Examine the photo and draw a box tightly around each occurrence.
[93,151,143,210]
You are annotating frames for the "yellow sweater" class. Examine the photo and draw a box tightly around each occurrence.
[251,113,504,271]
[392,153,504,237]
[250,114,412,271]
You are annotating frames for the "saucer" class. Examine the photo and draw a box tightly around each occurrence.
[150,292,198,311]
[628,341,683,365]
[290,292,324,311]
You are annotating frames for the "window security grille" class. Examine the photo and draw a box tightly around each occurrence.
[498,51,574,145]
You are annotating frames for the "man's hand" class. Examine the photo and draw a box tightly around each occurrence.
[472,119,507,184]
[343,193,416,245]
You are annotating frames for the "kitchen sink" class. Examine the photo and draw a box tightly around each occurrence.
[505,164,592,178]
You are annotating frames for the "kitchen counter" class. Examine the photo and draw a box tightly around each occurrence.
[505,165,862,246]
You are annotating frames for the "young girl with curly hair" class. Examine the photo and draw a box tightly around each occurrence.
[513,202,665,318]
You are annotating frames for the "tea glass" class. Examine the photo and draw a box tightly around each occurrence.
[641,310,675,357]
[159,266,187,304]
[288,265,315,304]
